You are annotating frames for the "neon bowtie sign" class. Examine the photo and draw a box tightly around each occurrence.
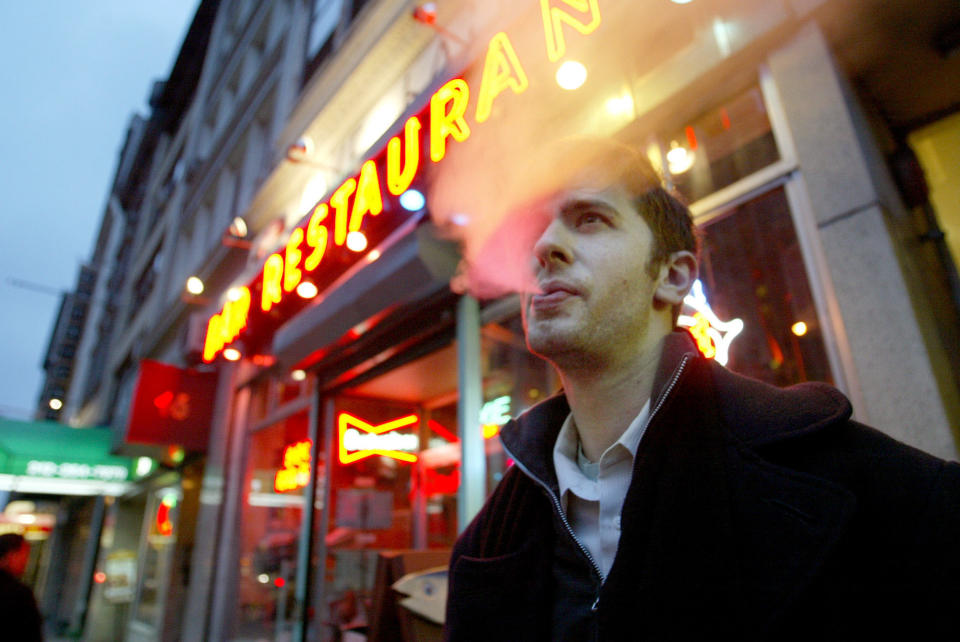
[339,412,420,464]
[677,280,743,366]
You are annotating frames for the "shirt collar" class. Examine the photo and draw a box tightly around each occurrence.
[553,399,651,501]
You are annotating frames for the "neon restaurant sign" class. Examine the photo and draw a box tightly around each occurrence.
[203,0,604,363]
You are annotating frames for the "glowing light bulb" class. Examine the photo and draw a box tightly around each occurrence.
[186,276,204,295]
[399,189,426,211]
[258,574,270,584]
[296,281,318,299]
[346,231,368,252]
[223,347,241,361]
[666,141,696,174]
[367,249,381,263]
[227,287,244,302]
[48,398,63,411]
[228,217,248,238]
[791,321,808,337]
[605,94,634,117]
[556,60,587,90]
[291,369,307,382]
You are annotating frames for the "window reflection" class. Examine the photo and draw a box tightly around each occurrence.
[235,412,309,640]
[660,86,779,203]
[699,187,832,386]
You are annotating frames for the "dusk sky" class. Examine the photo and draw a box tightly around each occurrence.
[0,2,198,420]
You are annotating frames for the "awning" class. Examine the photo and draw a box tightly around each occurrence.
[0,419,153,496]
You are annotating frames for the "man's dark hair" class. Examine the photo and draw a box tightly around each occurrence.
[0,533,25,559]
[635,185,699,278]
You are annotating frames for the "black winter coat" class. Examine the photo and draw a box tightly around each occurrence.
[444,332,960,641]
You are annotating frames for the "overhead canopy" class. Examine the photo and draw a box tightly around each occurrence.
[0,419,152,496]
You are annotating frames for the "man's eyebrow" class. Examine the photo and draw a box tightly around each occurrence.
[558,198,620,219]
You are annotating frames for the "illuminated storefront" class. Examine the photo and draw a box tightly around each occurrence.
[187,1,960,640]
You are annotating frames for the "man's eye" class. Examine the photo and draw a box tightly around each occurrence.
[577,212,605,227]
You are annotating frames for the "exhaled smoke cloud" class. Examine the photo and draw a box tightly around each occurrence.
[426,1,645,299]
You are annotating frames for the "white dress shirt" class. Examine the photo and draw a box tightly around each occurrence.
[553,399,651,579]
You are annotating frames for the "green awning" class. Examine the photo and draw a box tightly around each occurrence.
[0,418,154,496]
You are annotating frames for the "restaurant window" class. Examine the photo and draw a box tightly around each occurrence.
[232,409,311,641]
[658,85,780,204]
[130,486,181,631]
[480,310,558,494]
[697,186,832,386]
[313,341,464,636]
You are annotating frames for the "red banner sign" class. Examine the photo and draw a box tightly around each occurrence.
[126,360,217,452]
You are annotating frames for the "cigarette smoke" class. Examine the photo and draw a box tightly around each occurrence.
[426,1,646,299]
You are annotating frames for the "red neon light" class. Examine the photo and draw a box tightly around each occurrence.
[427,419,500,442]
[685,125,698,151]
[428,419,458,443]
[94,571,107,584]
[152,390,191,421]
[338,412,419,464]
[274,577,286,588]
[274,439,312,492]
[156,497,175,537]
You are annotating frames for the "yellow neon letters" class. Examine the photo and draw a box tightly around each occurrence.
[540,0,601,62]
[203,10,608,363]
[202,286,250,362]
[386,117,422,195]
[350,160,384,234]
[203,314,225,363]
[283,228,304,293]
[430,79,471,163]
[261,253,284,312]
[330,178,357,246]
[476,32,529,123]
[305,203,328,272]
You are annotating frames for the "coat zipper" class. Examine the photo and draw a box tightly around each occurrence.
[501,354,692,613]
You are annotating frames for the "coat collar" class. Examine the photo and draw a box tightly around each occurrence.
[498,330,856,636]
[499,329,853,481]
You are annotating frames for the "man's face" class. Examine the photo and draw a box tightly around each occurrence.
[522,182,664,368]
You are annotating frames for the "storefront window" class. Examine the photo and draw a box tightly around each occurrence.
[698,186,832,386]
[315,345,457,637]
[660,85,779,204]
[233,410,310,641]
[481,311,558,494]
[131,487,181,629]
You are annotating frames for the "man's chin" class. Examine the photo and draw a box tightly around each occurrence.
[525,328,577,361]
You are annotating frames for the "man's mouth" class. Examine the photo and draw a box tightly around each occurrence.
[530,281,580,310]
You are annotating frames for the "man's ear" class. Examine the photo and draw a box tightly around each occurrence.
[654,250,698,306]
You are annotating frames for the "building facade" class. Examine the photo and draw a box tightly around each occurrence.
[45,0,960,640]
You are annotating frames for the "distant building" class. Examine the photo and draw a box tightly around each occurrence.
[36,264,96,420]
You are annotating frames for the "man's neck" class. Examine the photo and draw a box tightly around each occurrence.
[558,335,665,461]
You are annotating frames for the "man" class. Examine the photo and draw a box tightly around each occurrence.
[443,141,960,640]
[0,532,43,641]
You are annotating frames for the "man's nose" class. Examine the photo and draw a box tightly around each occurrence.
[533,218,572,270]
